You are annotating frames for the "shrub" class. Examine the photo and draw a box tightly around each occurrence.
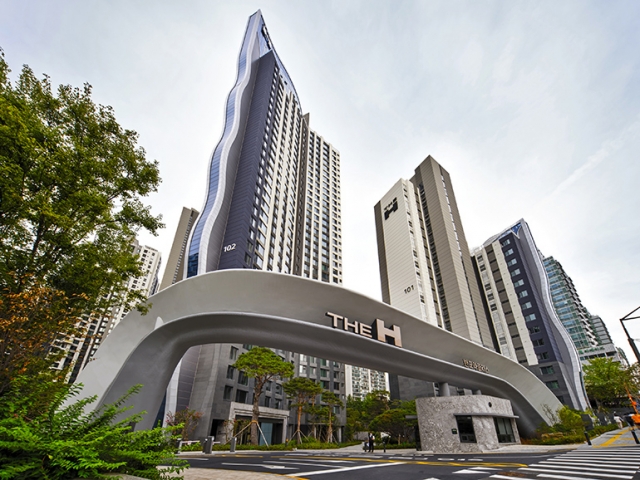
[0,378,187,479]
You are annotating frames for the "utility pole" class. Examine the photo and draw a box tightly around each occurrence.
[620,306,640,364]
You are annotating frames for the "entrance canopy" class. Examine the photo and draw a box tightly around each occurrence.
[75,270,561,436]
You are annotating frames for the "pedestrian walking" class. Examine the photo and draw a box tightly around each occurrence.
[613,413,624,429]
[368,432,374,453]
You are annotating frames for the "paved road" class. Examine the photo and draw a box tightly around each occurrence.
[171,427,640,480]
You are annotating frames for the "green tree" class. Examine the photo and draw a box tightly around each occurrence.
[0,378,186,479]
[583,358,636,410]
[283,377,322,444]
[0,279,86,397]
[0,48,162,315]
[369,399,416,444]
[165,407,204,442]
[233,347,294,445]
[556,406,585,434]
[321,391,343,443]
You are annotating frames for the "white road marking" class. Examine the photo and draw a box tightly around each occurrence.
[537,474,614,480]
[454,469,490,474]
[489,475,537,480]
[530,464,636,474]
[288,461,405,476]
[519,467,632,479]
[222,462,297,470]
[265,461,344,468]
[542,460,639,470]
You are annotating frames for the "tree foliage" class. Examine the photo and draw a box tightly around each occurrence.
[283,377,322,444]
[0,378,186,479]
[0,48,162,314]
[165,408,204,442]
[0,279,86,396]
[346,390,416,443]
[583,358,638,409]
[320,390,343,443]
[233,347,294,445]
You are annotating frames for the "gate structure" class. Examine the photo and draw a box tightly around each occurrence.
[75,270,560,436]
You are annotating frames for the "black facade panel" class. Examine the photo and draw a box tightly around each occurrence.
[219,51,276,270]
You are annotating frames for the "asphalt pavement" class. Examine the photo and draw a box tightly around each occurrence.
[169,428,640,480]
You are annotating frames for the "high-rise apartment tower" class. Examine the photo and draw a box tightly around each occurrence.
[374,155,495,400]
[471,220,589,410]
[165,11,345,442]
[375,155,494,347]
[543,256,622,365]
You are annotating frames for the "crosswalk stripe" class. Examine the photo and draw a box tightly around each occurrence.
[565,450,640,458]
[542,460,640,470]
[489,476,536,480]
[519,467,633,479]
[529,463,636,474]
[537,474,611,480]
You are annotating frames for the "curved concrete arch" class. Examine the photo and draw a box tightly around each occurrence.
[76,270,561,436]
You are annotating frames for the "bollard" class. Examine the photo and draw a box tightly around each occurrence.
[203,436,214,454]
[631,430,640,445]
[584,431,592,446]
[230,436,237,452]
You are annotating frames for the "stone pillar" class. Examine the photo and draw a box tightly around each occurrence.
[439,382,450,397]
[282,417,288,443]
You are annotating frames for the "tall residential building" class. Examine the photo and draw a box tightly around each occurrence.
[471,220,589,410]
[374,155,496,401]
[165,11,345,442]
[374,156,494,348]
[159,207,199,292]
[55,239,161,383]
[544,257,622,365]
[345,366,389,400]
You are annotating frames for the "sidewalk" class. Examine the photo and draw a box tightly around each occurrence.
[171,428,640,480]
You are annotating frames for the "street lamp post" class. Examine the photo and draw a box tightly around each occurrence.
[620,306,640,365]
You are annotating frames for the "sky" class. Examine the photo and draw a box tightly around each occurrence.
[2,1,640,361]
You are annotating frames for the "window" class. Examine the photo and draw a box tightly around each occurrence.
[546,380,560,390]
[511,269,521,277]
[537,352,549,360]
[456,416,476,443]
[541,366,555,375]
[532,338,545,347]
[518,290,529,298]
[505,249,514,256]
[235,390,247,403]
[223,386,233,401]
[229,347,238,360]
[529,326,541,334]
[226,366,235,379]
[514,279,524,287]
[502,239,511,247]
[525,313,537,322]
[507,259,517,266]
[299,365,307,376]
[238,371,249,386]
[494,417,515,443]
[522,302,532,310]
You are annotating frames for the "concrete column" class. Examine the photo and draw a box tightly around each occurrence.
[473,389,482,395]
[282,417,288,443]
[439,382,450,397]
